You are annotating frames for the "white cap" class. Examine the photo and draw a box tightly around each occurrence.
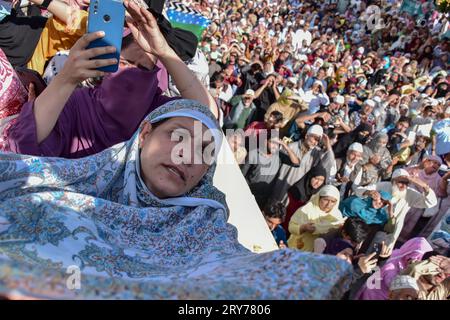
[288,77,297,84]
[389,275,419,292]
[446,106,450,114]
[348,142,364,153]
[211,38,219,46]
[244,89,255,97]
[392,169,410,179]
[307,125,324,137]
[373,96,382,104]
[364,99,376,108]
[334,95,345,105]
[299,19,305,26]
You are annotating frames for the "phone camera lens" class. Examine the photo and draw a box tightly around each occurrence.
[104,15,111,22]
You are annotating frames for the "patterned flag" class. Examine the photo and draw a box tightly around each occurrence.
[0,0,12,20]
[167,1,210,40]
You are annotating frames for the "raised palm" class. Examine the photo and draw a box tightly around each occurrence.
[124,1,170,58]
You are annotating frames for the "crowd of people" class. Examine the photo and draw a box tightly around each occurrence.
[0,0,449,300]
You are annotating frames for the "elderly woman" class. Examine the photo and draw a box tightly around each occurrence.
[264,88,307,135]
[356,237,433,300]
[3,2,216,158]
[362,132,393,180]
[0,99,354,300]
[288,185,346,252]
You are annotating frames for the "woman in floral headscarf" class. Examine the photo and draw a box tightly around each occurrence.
[329,66,349,94]
[0,99,353,299]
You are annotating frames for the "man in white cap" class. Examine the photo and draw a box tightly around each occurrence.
[355,168,437,256]
[327,95,352,134]
[224,89,257,130]
[334,142,364,198]
[302,80,330,115]
[270,124,335,204]
[349,99,376,130]
[388,275,419,300]
[398,154,446,243]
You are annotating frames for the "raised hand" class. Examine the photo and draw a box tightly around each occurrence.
[124,0,171,58]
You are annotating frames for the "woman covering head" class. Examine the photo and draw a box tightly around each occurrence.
[0,99,353,299]
[284,164,327,236]
[362,132,392,171]
[264,88,307,132]
[288,185,346,252]
[0,48,27,120]
[340,191,393,225]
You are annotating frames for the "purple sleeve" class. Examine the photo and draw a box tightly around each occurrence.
[7,66,179,158]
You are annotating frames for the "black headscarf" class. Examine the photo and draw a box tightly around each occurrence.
[333,122,372,160]
[145,0,198,61]
[289,165,327,202]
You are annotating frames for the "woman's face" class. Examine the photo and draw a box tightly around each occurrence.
[139,117,214,199]
[319,196,338,213]
[336,248,354,264]
[305,134,321,149]
[310,176,325,189]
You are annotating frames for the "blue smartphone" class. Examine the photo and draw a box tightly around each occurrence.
[87,0,126,73]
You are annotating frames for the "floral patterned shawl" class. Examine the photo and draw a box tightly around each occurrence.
[0,100,353,299]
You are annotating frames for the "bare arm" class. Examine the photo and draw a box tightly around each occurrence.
[34,32,117,143]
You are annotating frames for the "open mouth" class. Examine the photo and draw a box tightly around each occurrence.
[164,165,186,183]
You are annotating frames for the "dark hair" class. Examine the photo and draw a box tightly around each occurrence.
[398,116,411,126]
[269,111,284,123]
[263,202,286,221]
[342,218,369,243]
[122,34,134,50]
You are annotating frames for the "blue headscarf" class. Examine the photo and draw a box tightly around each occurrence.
[0,99,353,299]
[339,192,392,225]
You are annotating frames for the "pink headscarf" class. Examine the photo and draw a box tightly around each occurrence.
[355,237,433,300]
[0,49,27,120]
